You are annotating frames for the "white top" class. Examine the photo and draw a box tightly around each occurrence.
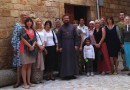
[89,29,96,45]
[45,29,58,46]
[83,45,95,59]
[77,25,89,40]
[36,29,47,46]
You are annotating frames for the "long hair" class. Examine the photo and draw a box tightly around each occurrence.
[106,17,114,25]
[24,17,34,29]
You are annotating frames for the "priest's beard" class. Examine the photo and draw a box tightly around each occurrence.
[64,20,69,25]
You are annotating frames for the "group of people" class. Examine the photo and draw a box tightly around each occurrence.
[11,12,130,89]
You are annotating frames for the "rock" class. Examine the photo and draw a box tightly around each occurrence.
[0,69,16,87]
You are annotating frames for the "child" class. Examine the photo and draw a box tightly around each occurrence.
[83,38,95,76]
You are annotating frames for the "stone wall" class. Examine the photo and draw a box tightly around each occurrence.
[0,0,96,69]
[101,0,130,22]
[0,0,130,69]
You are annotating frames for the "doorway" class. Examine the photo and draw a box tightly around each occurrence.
[65,4,88,25]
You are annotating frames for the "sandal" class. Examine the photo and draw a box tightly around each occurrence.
[22,85,30,89]
[113,72,118,75]
[29,84,36,87]
[13,83,21,88]
[101,72,105,75]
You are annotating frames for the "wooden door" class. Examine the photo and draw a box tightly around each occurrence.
[64,4,74,24]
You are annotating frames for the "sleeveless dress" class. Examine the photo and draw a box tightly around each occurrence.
[94,28,111,72]
[105,25,120,57]
[20,29,36,64]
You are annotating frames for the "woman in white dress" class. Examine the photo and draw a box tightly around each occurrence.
[31,18,47,83]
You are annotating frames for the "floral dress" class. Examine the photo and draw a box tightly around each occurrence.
[11,23,24,68]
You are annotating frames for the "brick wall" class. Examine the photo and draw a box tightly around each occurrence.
[100,0,130,22]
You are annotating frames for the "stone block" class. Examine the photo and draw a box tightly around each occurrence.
[45,1,52,6]
[0,17,7,28]
[23,5,31,11]
[0,55,13,69]
[4,0,11,3]
[0,39,12,47]
[0,47,13,57]
[13,4,24,10]
[0,29,12,39]
[37,0,43,6]
[31,5,44,11]
[11,0,19,3]
[8,3,14,9]
[0,2,8,9]
[28,0,37,5]
[0,69,16,87]
[1,10,11,17]
[6,17,15,27]
[11,10,19,17]
[51,2,60,7]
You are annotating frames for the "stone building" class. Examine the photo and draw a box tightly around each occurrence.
[0,0,130,70]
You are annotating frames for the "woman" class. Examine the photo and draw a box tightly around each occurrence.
[31,18,47,83]
[88,21,97,72]
[20,17,36,89]
[44,20,58,80]
[53,18,62,72]
[93,19,111,75]
[11,12,27,88]
[123,16,130,75]
[105,17,121,75]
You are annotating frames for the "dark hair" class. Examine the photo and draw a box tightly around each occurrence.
[120,11,125,14]
[83,37,91,46]
[24,17,34,29]
[106,17,114,25]
[44,20,52,28]
[62,14,69,20]
[85,37,91,42]
[79,18,84,21]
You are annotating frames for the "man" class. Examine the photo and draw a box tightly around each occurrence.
[77,18,89,73]
[117,12,129,71]
[100,17,106,27]
[11,12,27,88]
[58,15,79,79]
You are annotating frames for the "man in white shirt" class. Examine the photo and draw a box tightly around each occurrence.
[77,18,89,74]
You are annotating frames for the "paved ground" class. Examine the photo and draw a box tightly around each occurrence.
[1,56,130,90]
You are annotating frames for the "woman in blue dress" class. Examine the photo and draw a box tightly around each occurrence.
[11,13,27,88]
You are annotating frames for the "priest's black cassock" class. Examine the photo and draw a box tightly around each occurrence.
[58,24,79,77]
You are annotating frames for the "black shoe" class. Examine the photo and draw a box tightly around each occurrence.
[70,76,77,79]
[46,77,50,81]
[121,68,129,72]
[51,77,55,81]
[128,73,130,76]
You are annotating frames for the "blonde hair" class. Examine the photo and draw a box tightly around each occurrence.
[35,18,43,29]
[95,19,101,24]
[20,12,27,17]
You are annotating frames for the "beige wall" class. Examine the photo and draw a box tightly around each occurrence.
[101,0,130,21]
[0,0,130,69]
